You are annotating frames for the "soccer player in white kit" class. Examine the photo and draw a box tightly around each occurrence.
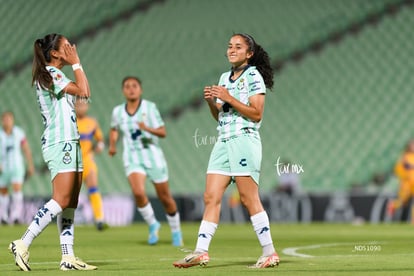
[0,111,34,225]
[173,33,279,269]
[9,33,96,271]
[109,76,183,246]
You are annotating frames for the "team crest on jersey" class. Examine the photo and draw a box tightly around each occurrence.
[237,78,245,90]
[62,152,72,164]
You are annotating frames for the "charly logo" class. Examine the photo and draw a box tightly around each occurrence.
[62,152,72,164]
[275,156,304,176]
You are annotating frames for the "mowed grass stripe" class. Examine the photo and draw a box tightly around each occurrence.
[1,223,414,275]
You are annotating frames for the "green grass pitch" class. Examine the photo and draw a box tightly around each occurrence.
[1,222,414,275]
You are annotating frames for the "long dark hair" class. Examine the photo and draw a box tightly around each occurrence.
[234,33,274,90]
[32,33,63,90]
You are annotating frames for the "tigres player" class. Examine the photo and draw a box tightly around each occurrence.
[388,139,414,223]
[75,100,107,230]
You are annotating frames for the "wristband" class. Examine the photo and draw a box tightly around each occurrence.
[72,63,82,71]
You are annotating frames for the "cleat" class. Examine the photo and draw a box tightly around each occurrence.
[60,255,97,271]
[173,251,209,268]
[172,231,184,247]
[249,252,280,268]
[9,240,31,271]
[96,221,109,231]
[148,221,160,245]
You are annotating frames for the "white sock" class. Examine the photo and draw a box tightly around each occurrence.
[251,211,275,256]
[137,203,157,226]
[10,191,23,222]
[21,199,62,247]
[57,208,75,256]
[166,212,181,233]
[195,220,217,252]
[0,194,10,222]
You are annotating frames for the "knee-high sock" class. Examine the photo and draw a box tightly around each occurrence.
[57,208,75,256]
[137,202,157,226]
[0,194,10,222]
[10,191,24,222]
[21,199,62,248]
[251,211,275,256]
[166,212,181,233]
[195,220,217,252]
[88,187,104,222]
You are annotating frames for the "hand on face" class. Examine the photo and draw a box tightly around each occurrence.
[62,43,80,65]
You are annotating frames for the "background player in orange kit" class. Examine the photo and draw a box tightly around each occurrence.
[388,139,414,223]
[75,100,107,230]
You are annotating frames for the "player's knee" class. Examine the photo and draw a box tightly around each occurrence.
[135,194,148,205]
[238,194,249,208]
[159,193,172,205]
[239,193,258,209]
[55,197,71,209]
[203,191,220,206]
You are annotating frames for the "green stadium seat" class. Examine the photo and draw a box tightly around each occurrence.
[0,0,408,195]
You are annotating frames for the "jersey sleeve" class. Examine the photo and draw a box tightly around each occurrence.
[110,107,120,129]
[48,67,71,96]
[148,103,164,129]
[247,69,266,97]
[216,73,227,105]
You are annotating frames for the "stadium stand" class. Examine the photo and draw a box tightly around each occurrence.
[0,0,150,74]
[0,0,409,195]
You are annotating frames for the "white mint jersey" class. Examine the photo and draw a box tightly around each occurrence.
[111,99,165,167]
[216,65,266,139]
[0,126,26,172]
[35,66,79,149]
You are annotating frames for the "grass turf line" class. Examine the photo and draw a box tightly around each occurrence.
[1,223,414,275]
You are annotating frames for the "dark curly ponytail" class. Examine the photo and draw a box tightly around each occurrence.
[32,33,63,90]
[234,33,274,90]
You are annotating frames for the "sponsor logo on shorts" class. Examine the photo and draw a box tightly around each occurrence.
[239,158,247,167]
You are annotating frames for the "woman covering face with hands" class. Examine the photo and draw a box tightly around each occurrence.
[9,34,96,271]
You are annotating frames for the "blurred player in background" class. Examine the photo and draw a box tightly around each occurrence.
[75,100,107,230]
[174,33,279,269]
[109,76,183,246]
[0,111,35,225]
[387,139,414,223]
[9,33,96,271]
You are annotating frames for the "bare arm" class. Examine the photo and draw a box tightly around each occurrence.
[204,86,220,121]
[138,123,166,138]
[210,85,265,122]
[21,139,35,176]
[93,123,105,154]
[62,44,90,98]
[108,128,119,156]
